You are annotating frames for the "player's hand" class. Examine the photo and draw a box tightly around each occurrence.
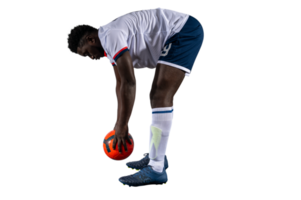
[112,124,132,153]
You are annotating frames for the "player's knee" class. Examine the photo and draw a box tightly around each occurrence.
[150,87,164,101]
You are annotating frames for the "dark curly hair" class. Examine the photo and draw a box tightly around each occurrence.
[68,25,97,53]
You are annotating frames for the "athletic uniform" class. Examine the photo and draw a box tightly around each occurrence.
[98,8,204,76]
[98,9,204,186]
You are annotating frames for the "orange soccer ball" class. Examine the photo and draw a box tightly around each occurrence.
[103,130,134,160]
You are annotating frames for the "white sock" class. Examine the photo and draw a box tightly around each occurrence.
[148,106,173,172]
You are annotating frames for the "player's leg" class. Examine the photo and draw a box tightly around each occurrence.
[150,63,185,108]
[148,63,185,172]
[147,16,204,173]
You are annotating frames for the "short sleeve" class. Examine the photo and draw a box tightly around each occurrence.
[105,29,129,66]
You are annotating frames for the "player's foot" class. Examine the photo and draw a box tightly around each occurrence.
[126,153,150,170]
[119,165,168,187]
[125,152,168,169]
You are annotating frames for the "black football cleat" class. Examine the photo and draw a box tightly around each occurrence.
[126,153,168,170]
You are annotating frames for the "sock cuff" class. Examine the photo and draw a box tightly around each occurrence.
[152,107,173,121]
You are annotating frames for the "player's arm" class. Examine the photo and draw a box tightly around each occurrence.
[112,51,135,152]
[113,65,121,130]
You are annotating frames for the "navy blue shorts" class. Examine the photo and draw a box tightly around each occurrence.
[157,16,204,76]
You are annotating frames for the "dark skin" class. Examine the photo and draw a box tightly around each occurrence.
[77,30,134,152]
[76,31,105,60]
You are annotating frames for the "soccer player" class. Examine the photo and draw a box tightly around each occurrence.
[67,8,204,187]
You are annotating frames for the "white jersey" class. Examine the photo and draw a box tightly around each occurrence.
[98,8,189,68]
